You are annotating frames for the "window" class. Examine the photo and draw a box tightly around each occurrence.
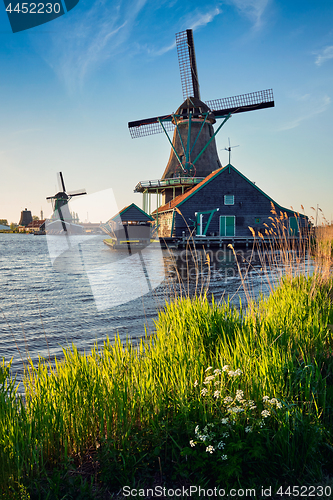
[255,218,261,224]
[224,195,234,205]
[289,217,299,236]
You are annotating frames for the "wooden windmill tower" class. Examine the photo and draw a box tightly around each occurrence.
[129,29,274,213]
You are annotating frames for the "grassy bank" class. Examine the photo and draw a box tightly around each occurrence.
[1,271,333,498]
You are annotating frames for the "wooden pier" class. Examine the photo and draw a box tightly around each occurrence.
[159,235,301,250]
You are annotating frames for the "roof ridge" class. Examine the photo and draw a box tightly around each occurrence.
[154,166,226,213]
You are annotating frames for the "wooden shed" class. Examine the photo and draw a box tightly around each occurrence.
[153,164,308,240]
[103,203,155,248]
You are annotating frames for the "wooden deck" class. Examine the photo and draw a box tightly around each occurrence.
[159,235,301,249]
[104,236,301,251]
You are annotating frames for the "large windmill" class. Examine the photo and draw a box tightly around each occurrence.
[46,172,87,233]
[129,29,274,211]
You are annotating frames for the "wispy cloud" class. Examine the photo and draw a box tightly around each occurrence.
[279,95,331,131]
[189,7,222,31]
[35,0,149,93]
[225,0,271,29]
[153,41,176,57]
[315,45,333,66]
[149,6,222,57]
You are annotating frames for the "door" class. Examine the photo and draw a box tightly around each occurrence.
[220,216,235,237]
[289,217,298,236]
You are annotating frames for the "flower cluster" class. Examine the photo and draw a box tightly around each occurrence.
[190,366,285,460]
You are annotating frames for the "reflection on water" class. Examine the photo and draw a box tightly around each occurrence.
[0,234,305,381]
[162,246,273,305]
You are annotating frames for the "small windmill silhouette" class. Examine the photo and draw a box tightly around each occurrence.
[46,172,86,233]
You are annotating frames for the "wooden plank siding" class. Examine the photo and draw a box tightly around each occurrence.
[154,164,308,238]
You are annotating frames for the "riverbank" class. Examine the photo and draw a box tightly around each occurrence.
[1,270,333,499]
[2,217,333,499]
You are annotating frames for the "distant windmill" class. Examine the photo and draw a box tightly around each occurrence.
[46,172,87,233]
[223,138,239,164]
[129,29,274,184]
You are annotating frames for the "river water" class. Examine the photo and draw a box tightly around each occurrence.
[0,233,280,380]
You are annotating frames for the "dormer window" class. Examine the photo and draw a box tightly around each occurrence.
[224,195,234,205]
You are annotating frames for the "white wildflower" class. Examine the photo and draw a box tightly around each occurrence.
[228,370,235,377]
[214,369,221,375]
[223,396,233,404]
[269,398,278,404]
[228,407,244,414]
[245,426,252,433]
[201,388,208,396]
[276,402,282,409]
[221,454,228,460]
[250,405,257,410]
[221,418,229,424]
[217,441,225,449]
[199,434,209,441]
[262,396,270,402]
[204,375,215,384]
[235,390,244,401]
[206,445,214,453]
[205,366,213,372]
[190,440,195,447]
[261,410,270,418]
[222,365,229,372]
[222,432,229,438]
[194,380,198,387]
[195,425,199,434]
[234,368,243,376]
[214,380,220,386]
[214,390,220,399]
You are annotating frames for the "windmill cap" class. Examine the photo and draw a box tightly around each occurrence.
[173,97,216,124]
[55,191,69,199]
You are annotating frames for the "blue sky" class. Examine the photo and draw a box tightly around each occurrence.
[0,0,332,225]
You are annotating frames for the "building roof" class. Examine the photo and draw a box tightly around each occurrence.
[26,220,46,228]
[154,164,300,215]
[154,167,224,213]
[0,224,10,230]
[109,203,154,223]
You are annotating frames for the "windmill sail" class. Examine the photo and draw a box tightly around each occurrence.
[128,27,274,139]
[176,29,200,100]
[206,89,274,117]
[58,171,66,192]
[128,89,274,139]
[128,115,175,139]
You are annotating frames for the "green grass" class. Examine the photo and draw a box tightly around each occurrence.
[1,270,333,498]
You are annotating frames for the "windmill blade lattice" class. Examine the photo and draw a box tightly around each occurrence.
[176,29,200,100]
[206,89,274,117]
[128,116,175,139]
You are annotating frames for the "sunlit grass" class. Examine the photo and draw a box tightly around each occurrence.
[1,214,333,498]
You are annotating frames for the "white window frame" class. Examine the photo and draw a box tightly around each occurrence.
[224,195,234,205]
